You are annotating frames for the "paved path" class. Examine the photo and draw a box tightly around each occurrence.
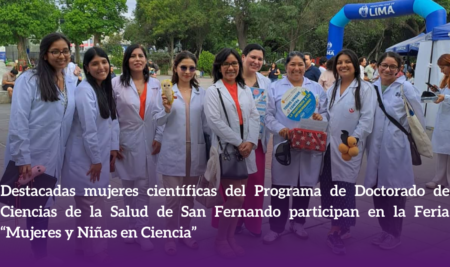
[0,78,449,266]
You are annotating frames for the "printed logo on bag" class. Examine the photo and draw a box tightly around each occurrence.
[281,87,316,121]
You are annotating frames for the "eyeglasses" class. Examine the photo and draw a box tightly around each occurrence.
[222,62,239,68]
[180,66,196,72]
[48,49,71,56]
[379,64,398,71]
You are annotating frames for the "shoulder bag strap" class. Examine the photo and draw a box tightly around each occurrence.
[373,85,409,136]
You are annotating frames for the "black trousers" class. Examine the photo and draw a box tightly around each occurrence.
[269,184,312,233]
[373,194,406,238]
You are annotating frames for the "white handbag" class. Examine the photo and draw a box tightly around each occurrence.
[400,86,433,158]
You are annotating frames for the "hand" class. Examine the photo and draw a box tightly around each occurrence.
[312,113,323,121]
[18,164,32,180]
[116,146,124,160]
[110,150,118,167]
[161,94,172,113]
[152,140,161,155]
[279,128,290,140]
[238,142,253,158]
[87,163,102,183]
[429,84,439,93]
[435,94,445,104]
[73,66,81,76]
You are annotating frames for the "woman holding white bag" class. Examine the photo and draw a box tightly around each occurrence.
[365,52,425,250]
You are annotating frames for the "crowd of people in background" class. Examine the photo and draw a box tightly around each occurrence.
[3,31,450,263]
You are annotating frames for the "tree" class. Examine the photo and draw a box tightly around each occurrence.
[102,33,124,69]
[0,0,60,64]
[137,0,188,66]
[60,8,90,64]
[197,51,215,76]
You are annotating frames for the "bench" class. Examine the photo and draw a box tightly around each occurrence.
[0,90,11,104]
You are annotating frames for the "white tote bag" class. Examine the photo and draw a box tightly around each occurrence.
[400,86,433,158]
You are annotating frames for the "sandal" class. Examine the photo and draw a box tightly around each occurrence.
[227,238,245,256]
[165,240,177,256]
[180,237,199,250]
[215,239,236,259]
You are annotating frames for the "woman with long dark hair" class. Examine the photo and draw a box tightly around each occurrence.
[61,47,118,262]
[204,48,260,258]
[320,49,376,255]
[365,52,425,250]
[111,44,166,251]
[3,33,76,261]
[156,51,209,255]
[268,62,281,83]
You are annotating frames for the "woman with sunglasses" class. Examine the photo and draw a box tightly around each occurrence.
[321,49,376,255]
[365,52,425,250]
[61,47,118,262]
[263,51,327,244]
[3,33,76,262]
[156,51,209,255]
[111,44,166,251]
[204,48,260,258]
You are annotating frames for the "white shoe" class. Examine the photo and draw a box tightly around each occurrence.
[426,182,437,189]
[263,230,280,244]
[290,222,308,239]
[136,235,154,251]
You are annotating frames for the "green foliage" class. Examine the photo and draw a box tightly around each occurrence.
[197,51,215,76]
[102,34,124,69]
[149,51,171,65]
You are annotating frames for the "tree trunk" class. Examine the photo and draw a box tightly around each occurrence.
[168,35,174,68]
[289,29,296,52]
[235,13,247,50]
[75,42,81,66]
[94,33,102,46]
[17,36,27,66]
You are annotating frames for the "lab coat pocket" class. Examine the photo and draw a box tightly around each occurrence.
[342,98,358,120]
[388,124,406,149]
[30,148,50,167]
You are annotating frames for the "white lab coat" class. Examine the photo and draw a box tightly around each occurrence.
[3,71,76,184]
[111,77,165,185]
[156,84,210,177]
[256,72,272,153]
[365,76,425,189]
[432,86,450,155]
[265,76,327,186]
[326,79,376,183]
[64,62,78,84]
[61,80,119,196]
[204,80,260,174]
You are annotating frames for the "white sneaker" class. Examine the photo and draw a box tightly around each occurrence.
[290,222,308,239]
[426,182,437,189]
[136,235,154,251]
[263,230,280,244]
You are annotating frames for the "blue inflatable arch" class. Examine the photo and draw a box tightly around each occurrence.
[326,0,447,58]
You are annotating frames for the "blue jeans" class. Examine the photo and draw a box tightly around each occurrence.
[27,211,50,259]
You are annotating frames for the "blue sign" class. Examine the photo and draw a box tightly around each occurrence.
[281,87,316,121]
[327,0,447,58]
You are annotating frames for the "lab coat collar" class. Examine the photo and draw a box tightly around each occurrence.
[173,84,200,102]
[279,76,313,87]
[215,79,246,104]
[373,75,406,94]
[333,78,359,103]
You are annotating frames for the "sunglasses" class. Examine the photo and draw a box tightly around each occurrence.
[180,66,196,72]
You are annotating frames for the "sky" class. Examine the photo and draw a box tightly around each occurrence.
[126,0,136,18]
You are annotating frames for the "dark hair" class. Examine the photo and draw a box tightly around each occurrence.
[70,54,75,63]
[35,33,71,102]
[10,69,18,75]
[329,49,362,111]
[326,57,334,71]
[303,52,313,59]
[319,57,327,66]
[172,51,199,90]
[377,52,402,70]
[285,51,305,66]
[406,68,415,77]
[370,60,377,64]
[120,44,149,87]
[359,57,366,64]
[271,62,277,69]
[242,43,265,57]
[212,48,245,88]
[83,47,116,120]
